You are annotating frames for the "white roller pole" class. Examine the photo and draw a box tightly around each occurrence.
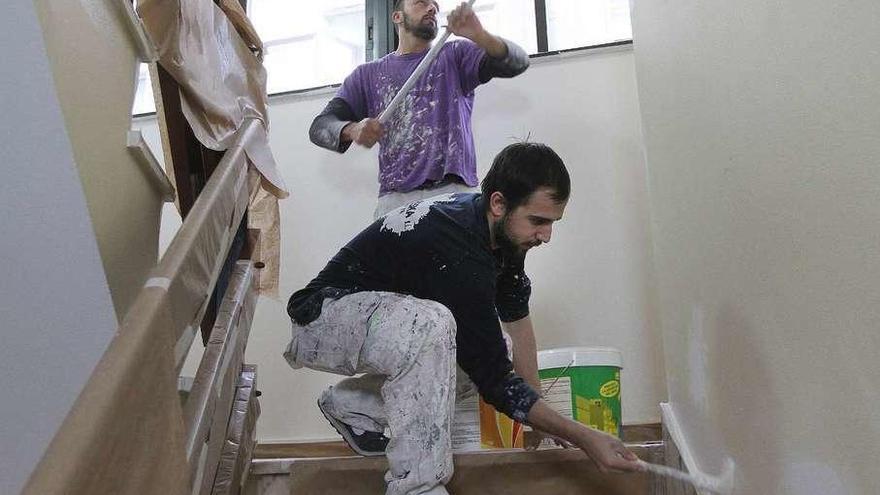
[377,0,477,124]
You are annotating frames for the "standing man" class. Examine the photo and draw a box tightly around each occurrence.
[284,143,643,495]
[309,1,530,217]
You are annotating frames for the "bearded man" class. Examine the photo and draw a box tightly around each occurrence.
[309,0,531,218]
[284,143,643,495]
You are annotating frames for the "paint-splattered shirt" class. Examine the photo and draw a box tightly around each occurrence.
[288,192,540,422]
[336,41,492,195]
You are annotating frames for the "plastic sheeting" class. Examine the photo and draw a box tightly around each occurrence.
[217,0,264,61]
[137,0,286,198]
[212,365,260,495]
[137,0,285,296]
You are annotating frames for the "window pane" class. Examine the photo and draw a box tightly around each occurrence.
[132,64,156,115]
[546,0,632,51]
[440,0,537,55]
[250,0,366,93]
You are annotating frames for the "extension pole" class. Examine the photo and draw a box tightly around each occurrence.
[377,0,477,124]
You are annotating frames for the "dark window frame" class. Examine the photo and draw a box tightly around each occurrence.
[133,0,634,116]
[367,0,632,60]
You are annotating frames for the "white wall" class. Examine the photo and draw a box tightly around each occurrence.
[631,1,880,493]
[0,2,118,492]
[246,47,667,442]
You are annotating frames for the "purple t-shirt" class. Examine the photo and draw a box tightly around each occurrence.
[337,40,486,195]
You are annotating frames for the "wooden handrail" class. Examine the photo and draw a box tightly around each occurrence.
[23,120,260,495]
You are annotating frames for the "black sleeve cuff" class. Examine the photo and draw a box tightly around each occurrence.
[482,373,540,423]
[309,97,356,153]
[478,37,530,83]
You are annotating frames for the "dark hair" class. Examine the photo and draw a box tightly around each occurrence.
[481,142,570,210]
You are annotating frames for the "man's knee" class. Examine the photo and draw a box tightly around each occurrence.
[410,299,456,348]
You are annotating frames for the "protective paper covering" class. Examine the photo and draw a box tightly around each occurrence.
[247,168,281,298]
[212,366,260,495]
[184,261,258,493]
[217,0,264,60]
[158,145,250,351]
[137,0,287,198]
[138,0,286,295]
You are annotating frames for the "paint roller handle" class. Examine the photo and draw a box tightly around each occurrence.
[377,0,477,125]
[526,400,643,473]
[342,118,385,149]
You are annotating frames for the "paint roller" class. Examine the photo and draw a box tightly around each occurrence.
[377,0,478,124]
[542,362,735,494]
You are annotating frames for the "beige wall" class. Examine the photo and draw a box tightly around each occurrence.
[243,47,667,442]
[34,0,165,319]
[632,1,880,493]
[1,2,118,492]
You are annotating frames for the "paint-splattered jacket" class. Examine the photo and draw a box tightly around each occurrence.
[309,38,529,196]
[288,193,540,423]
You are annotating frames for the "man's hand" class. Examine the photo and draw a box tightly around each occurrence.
[446,2,508,58]
[526,400,643,473]
[571,427,642,474]
[342,118,384,148]
[446,2,484,41]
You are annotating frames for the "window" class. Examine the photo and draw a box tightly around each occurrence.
[132,64,156,116]
[440,0,537,55]
[248,0,366,94]
[545,0,632,51]
[130,0,633,115]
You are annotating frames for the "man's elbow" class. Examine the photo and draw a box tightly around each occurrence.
[309,116,341,152]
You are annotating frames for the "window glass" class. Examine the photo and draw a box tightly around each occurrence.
[132,64,156,115]
[440,0,538,55]
[250,0,366,94]
[546,0,632,51]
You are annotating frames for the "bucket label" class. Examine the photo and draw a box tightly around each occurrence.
[540,376,573,418]
[451,394,481,451]
[538,365,622,438]
[600,380,620,398]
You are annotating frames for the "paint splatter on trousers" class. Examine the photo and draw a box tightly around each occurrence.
[284,291,458,495]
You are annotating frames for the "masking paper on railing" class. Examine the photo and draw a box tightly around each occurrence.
[24,288,189,495]
[212,365,260,495]
[136,0,287,199]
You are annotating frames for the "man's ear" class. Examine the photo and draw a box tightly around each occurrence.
[391,10,403,27]
[488,191,508,219]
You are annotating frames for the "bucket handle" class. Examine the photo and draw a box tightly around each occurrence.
[541,358,575,397]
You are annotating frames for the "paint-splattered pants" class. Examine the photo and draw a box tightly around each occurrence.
[284,291,457,495]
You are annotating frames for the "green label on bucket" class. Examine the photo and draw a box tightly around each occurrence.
[539,366,621,438]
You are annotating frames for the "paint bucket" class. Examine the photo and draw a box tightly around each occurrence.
[538,346,623,438]
[451,393,524,451]
[451,332,524,451]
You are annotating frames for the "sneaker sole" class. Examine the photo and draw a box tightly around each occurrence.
[317,397,386,457]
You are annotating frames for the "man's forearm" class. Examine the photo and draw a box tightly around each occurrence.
[504,317,541,392]
[471,30,508,59]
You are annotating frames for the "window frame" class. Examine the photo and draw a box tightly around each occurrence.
[133,0,634,115]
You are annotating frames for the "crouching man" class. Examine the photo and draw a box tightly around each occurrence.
[284,143,643,495]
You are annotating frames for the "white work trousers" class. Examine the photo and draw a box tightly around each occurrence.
[284,291,457,495]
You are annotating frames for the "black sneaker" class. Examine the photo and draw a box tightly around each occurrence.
[317,396,389,457]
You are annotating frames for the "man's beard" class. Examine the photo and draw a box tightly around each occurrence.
[492,213,528,264]
[402,12,438,41]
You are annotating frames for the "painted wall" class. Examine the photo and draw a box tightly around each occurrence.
[34,0,166,320]
[0,2,118,493]
[631,1,880,493]
[244,47,667,442]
